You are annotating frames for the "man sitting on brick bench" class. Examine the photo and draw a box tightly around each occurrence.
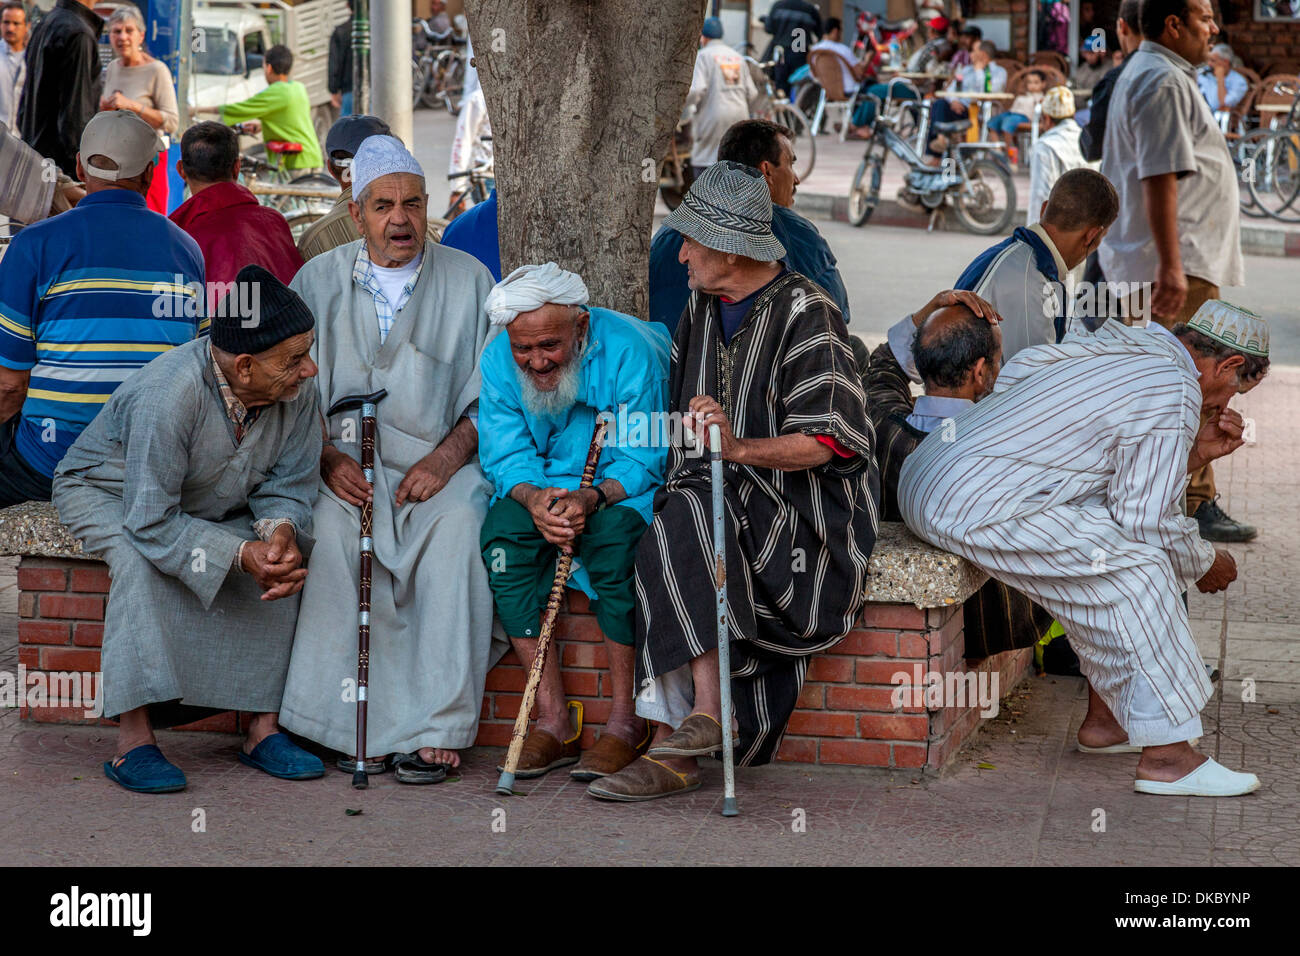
[51,266,326,794]
[590,162,879,802]
[478,263,670,783]
[866,289,1055,661]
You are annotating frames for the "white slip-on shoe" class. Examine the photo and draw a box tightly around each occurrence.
[1078,740,1143,754]
[1134,758,1261,797]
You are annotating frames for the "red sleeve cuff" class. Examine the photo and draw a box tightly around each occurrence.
[815,435,856,458]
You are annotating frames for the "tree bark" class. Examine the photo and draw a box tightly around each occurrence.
[464,1,703,318]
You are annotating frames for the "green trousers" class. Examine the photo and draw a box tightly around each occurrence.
[479,497,647,646]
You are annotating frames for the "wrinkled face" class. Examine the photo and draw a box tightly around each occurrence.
[678,236,738,296]
[508,304,589,391]
[109,19,142,56]
[1,8,27,49]
[351,172,428,268]
[764,134,799,208]
[246,331,318,404]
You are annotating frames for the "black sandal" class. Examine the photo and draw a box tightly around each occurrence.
[389,752,448,785]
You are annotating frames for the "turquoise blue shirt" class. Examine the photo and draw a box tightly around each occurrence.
[479,307,670,598]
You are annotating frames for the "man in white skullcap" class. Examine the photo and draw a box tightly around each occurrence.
[280,134,501,784]
[900,300,1270,797]
[1026,86,1091,227]
[477,263,671,782]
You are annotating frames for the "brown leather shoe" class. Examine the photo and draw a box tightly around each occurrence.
[496,701,582,779]
[570,722,651,781]
[645,713,723,758]
[586,756,701,802]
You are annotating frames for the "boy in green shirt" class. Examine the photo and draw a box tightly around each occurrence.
[219,44,323,170]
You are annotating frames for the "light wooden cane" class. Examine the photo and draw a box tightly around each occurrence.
[496,416,609,795]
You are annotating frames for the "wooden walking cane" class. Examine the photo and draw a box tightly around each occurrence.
[496,415,609,796]
[326,389,388,790]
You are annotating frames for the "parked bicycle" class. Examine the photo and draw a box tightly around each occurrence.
[847,84,1017,235]
[412,17,467,113]
[229,122,337,240]
[1236,81,1300,224]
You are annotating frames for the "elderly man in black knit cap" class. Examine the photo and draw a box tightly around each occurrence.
[52,265,325,794]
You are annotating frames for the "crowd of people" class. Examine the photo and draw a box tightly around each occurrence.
[0,0,1274,808]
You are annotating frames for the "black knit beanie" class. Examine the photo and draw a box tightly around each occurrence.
[210,264,315,355]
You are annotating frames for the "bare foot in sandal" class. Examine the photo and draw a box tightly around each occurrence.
[418,747,460,769]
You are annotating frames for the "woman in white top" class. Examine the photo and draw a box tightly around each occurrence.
[100,4,179,213]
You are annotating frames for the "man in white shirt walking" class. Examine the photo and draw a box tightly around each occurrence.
[684,17,763,179]
[1098,0,1250,542]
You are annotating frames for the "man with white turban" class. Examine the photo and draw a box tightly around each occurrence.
[478,263,671,782]
[280,134,500,784]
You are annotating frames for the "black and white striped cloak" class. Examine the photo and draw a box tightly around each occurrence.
[634,271,880,765]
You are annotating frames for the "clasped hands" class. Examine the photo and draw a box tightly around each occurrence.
[239,523,307,601]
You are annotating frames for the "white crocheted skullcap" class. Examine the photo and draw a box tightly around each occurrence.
[351,135,425,199]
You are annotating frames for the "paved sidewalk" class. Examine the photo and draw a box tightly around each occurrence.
[2,368,1295,867]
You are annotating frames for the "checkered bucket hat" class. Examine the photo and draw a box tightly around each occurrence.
[663,161,786,262]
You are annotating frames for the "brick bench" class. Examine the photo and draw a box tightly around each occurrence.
[2,502,1031,770]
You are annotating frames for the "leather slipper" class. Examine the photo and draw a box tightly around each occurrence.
[646,713,723,758]
[570,722,651,781]
[390,752,449,784]
[1134,757,1260,797]
[497,700,582,778]
[586,756,701,802]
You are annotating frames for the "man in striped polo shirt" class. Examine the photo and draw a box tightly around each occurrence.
[0,110,204,504]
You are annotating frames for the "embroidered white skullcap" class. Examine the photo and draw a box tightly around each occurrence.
[1186,299,1269,357]
[1041,86,1075,119]
[351,135,424,199]
[485,262,589,327]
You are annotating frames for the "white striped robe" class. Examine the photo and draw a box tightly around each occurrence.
[898,321,1217,744]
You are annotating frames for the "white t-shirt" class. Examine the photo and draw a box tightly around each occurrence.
[810,39,860,96]
[371,255,421,322]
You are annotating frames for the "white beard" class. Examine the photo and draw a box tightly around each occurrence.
[516,335,587,419]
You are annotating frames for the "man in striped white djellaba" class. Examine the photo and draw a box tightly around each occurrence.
[899,300,1269,797]
[588,162,879,802]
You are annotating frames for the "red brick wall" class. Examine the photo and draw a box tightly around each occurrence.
[1221,19,1300,74]
[16,555,1032,770]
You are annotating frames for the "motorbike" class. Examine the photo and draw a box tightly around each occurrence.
[847,84,1017,236]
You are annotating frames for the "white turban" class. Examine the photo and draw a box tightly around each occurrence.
[351,135,424,199]
[485,262,589,327]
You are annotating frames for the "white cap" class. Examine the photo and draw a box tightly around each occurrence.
[79,110,163,181]
[351,135,424,198]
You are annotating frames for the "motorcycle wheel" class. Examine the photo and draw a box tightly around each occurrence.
[848,150,884,227]
[952,157,1017,235]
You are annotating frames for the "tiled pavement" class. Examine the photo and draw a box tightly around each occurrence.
[1,372,1296,867]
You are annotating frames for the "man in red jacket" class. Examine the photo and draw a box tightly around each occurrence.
[170,122,303,312]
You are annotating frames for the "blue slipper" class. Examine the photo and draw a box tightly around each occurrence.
[238,732,325,780]
[103,744,187,794]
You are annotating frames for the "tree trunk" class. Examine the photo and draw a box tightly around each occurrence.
[464,1,703,317]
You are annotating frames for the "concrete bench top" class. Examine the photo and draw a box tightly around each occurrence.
[0,502,987,609]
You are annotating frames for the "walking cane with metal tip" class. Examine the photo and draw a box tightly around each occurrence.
[709,423,739,817]
[496,415,609,796]
[326,389,388,789]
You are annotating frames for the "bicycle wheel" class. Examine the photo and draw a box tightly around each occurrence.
[848,143,884,227]
[413,57,431,109]
[773,103,815,181]
[284,210,326,243]
[1248,131,1300,223]
[953,158,1017,235]
[1234,129,1270,218]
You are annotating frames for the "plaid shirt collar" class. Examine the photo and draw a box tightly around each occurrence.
[352,243,427,343]
[208,344,262,443]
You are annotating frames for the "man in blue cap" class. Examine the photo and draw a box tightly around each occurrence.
[298,114,444,261]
